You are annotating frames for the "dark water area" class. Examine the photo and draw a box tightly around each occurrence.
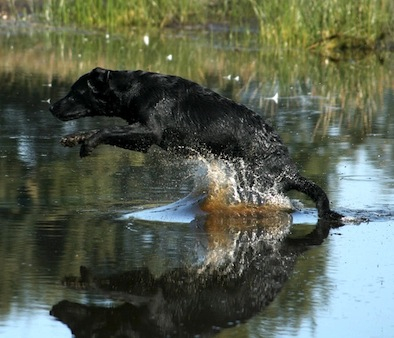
[0,27,394,337]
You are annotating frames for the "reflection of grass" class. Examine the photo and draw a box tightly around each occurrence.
[1,30,391,140]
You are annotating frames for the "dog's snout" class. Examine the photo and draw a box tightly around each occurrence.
[49,101,61,115]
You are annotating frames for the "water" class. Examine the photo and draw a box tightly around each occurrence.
[0,26,393,337]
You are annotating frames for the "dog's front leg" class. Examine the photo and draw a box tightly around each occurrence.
[80,124,161,157]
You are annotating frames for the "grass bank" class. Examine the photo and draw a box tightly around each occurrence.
[1,0,393,48]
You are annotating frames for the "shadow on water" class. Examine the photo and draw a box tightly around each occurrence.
[51,210,335,338]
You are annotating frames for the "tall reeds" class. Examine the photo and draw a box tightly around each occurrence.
[249,0,393,47]
[39,0,392,47]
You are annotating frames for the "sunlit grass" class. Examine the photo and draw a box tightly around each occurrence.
[250,0,393,47]
[38,0,392,47]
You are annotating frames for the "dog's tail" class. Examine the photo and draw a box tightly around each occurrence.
[284,175,343,223]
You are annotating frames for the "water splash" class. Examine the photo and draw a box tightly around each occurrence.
[191,155,294,214]
[122,151,295,222]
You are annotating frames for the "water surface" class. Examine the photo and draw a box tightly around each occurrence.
[0,27,393,337]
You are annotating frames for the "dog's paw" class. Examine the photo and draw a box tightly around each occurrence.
[60,130,100,148]
[61,135,84,147]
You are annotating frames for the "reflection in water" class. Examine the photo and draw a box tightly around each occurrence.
[51,212,333,337]
[0,27,392,337]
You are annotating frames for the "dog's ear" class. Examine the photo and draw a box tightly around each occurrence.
[88,67,110,93]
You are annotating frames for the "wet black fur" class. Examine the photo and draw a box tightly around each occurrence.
[50,67,342,221]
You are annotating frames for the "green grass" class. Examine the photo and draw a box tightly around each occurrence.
[15,0,394,47]
[250,0,393,47]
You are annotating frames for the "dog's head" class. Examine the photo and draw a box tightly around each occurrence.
[50,67,114,121]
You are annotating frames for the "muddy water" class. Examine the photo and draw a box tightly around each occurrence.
[0,27,393,337]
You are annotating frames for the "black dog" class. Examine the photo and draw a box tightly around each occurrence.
[50,67,342,221]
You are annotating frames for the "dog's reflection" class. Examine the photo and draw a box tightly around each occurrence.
[51,211,332,337]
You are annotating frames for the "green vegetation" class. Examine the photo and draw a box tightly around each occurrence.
[41,0,247,30]
[1,0,392,48]
[249,0,393,47]
[42,0,393,46]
